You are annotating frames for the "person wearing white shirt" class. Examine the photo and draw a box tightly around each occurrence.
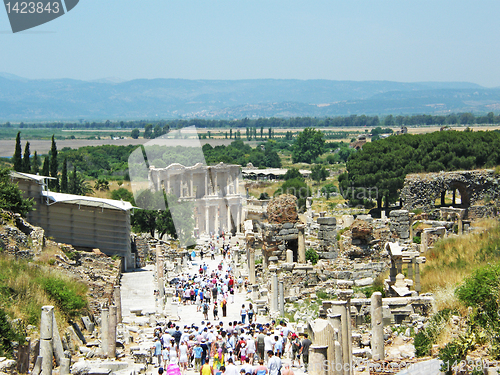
[225,358,240,375]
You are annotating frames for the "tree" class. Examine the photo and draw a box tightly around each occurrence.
[274,178,311,212]
[292,128,325,164]
[68,166,93,196]
[283,168,303,181]
[31,151,40,175]
[42,155,50,177]
[13,132,22,172]
[94,178,110,191]
[311,164,328,184]
[260,127,264,140]
[229,129,233,139]
[269,128,272,139]
[144,124,153,139]
[60,157,68,193]
[49,135,59,191]
[111,187,135,204]
[0,168,33,216]
[131,128,140,139]
[22,141,30,173]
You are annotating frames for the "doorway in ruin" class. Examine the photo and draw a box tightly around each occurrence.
[286,239,298,262]
[435,182,470,208]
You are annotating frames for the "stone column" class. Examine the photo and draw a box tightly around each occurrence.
[330,302,351,375]
[40,306,54,375]
[370,292,384,361]
[108,305,117,358]
[334,341,343,375]
[32,356,43,375]
[236,207,241,234]
[51,311,64,366]
[190,178,194,198]
[60,358,70,375]
[114,285,122,323]
[407,259,413,282]
[215,205,220,234]
[415,259,422,294]
[298,224,306,263]
[278,280,285,317]
[205,206,210,234]
[271,271,279,312]
[458,217,463,234]
[286,249,293,263]
[205,173,208,196]
[227,205,232,232]
[421,230,429,253]
[248,248,256,285]
[328,314,343,375]
[389,260,397,284]
[100,306,109,357]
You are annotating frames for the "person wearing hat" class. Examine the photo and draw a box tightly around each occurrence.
[290,334,301,368]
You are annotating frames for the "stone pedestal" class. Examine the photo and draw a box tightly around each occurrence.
[370,292,384,361]
[286,249,294,263]
[309,345,328,375]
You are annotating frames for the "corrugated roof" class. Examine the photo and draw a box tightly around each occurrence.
[10,171,56,181]
[242,168,311,176]
[42,191,135,211]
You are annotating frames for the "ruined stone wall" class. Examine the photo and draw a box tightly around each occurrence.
[401,169,500,211]
[316,217,337,258]
[261,222,299,261]
[389,210,410,240]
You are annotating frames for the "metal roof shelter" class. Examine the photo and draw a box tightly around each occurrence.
[11,172,136,269]
[241,168,311,180]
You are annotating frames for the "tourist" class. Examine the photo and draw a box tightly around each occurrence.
[179,340,189,373]
[280,364,294,375]
[247,303,254,324]
[200,360,214,375]
[240,304,247,324]
[267,351,281,375]
[290,334,301,368]
[214,302,219,319]
[246,333,256,364]
[300,334,312,372]
[153,337,163,367]
[225,358,239,375]
[222,298,227,317]
[263,332,274,362]
[253,359,267,375]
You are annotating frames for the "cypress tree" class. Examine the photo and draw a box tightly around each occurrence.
[49,135,59,191]
[69,166,77,194]
[13,132,22,171]
[42,155,50,177]
[60,157,68,193]
[31,152,40,175]
[22,141,30,173]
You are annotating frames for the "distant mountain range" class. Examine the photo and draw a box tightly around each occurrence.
[1,73,499,120]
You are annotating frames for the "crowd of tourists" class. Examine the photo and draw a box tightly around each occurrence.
[151,245,313,375]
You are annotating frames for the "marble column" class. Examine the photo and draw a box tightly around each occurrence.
[415,259,422,294]
[278,280,285,317]
[370,292,384,361]
[40,306,54,375]
[330,302,351,375]
[205,206,210,234]
[108,305,117,358]
[248,247,256,284]
[114,285,122,323]
[298,224,306,263]
[100,306,109,357]
[227,205,232,232]
[271,272,278,312]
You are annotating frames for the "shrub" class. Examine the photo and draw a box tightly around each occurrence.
[0,309,25,357]
[413,236,421,244]
[455,263,500,326]
[37,277,87,317]
[305,248,319,265]
[414,309,455,357]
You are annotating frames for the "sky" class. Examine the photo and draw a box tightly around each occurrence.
[0,0,500,87]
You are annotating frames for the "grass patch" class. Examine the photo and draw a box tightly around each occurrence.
[0,255,88,325]
[420,219,500,294]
